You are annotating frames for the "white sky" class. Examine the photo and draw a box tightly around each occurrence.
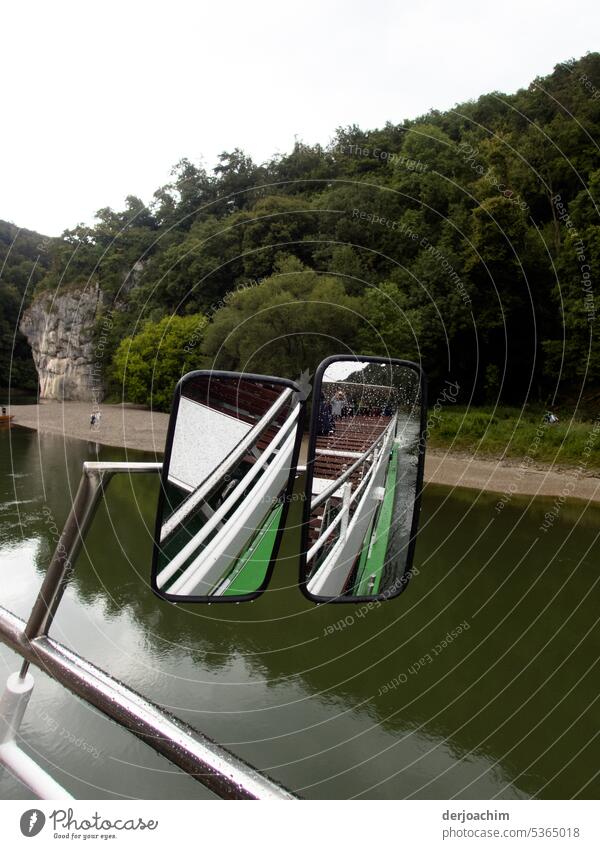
[324,362,369,382]
[3,0,599,236]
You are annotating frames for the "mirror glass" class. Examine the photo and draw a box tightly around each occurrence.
[301,358,425,601]
[153,373,302,600]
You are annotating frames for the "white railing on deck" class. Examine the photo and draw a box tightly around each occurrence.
[157,402,300,593]
[307,418,397,596]
[161,387,294,542]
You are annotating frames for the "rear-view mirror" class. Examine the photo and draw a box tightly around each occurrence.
[152,371,304,601]
[300,356,426,602]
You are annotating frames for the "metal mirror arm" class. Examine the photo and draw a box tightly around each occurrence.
[21,461,163,661]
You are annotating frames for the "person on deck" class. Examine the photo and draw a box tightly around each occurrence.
[317,398,334,435]
[331,392,344,419]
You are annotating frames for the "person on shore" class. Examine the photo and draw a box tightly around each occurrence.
[1,407,6,416]
[90,413,96,429]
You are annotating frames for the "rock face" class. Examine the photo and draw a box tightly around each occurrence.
[20,284,103,402]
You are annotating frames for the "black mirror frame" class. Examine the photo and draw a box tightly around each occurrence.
[151,370,305,604]
[299,355,428,605]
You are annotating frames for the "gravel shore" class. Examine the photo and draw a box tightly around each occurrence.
[8,401,600,503]
[425,450,600,504]
[10,401,169,454]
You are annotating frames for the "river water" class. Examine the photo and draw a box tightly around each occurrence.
[0,425,598,799]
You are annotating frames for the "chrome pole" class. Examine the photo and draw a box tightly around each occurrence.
[20,462,162,677]
[0,605,295,799]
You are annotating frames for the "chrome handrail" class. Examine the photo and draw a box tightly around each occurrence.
[21,462,162,650]
[0,461,296,800]
[0,606,294,800]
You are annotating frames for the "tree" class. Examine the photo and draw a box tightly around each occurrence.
[0,220,50,390]
[202,256,364,377]
[110,314,208,410]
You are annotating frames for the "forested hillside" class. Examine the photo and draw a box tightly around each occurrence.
[0,221,51,390]
[21,54,600,409]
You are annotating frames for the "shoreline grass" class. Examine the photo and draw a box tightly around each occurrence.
[428,406,600,473]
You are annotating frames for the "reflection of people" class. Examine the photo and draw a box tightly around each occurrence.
[318,398,334,435]
[331,392,344,419]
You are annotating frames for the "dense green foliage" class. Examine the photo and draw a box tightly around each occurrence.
[202,255,364,375]
[0,221,52,390]
[110,314,207,410]
[20,55,600,411]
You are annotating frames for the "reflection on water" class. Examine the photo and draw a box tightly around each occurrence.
[0,426,599,799]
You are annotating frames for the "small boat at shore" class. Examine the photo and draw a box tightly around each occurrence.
[0,414,14,425]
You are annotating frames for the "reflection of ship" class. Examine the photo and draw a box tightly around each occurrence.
[307,412,419,598]
[157,378,301,598]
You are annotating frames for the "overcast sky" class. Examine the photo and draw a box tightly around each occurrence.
[3,0,599,236]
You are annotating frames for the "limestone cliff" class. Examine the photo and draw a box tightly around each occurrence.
[20,284,103,402]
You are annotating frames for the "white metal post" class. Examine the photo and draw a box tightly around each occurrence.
[0,672,73,799]
[340,481,352,541]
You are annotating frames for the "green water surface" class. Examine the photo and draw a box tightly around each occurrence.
[0,426,598,799]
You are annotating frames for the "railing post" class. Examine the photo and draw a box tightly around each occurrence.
[340,481,352,541]
[0,671,34,746]
[0,671,73,799]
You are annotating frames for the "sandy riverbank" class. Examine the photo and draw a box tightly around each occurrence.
[425,450,600,503]
[9,401,169,454]
[8,402,600,503]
